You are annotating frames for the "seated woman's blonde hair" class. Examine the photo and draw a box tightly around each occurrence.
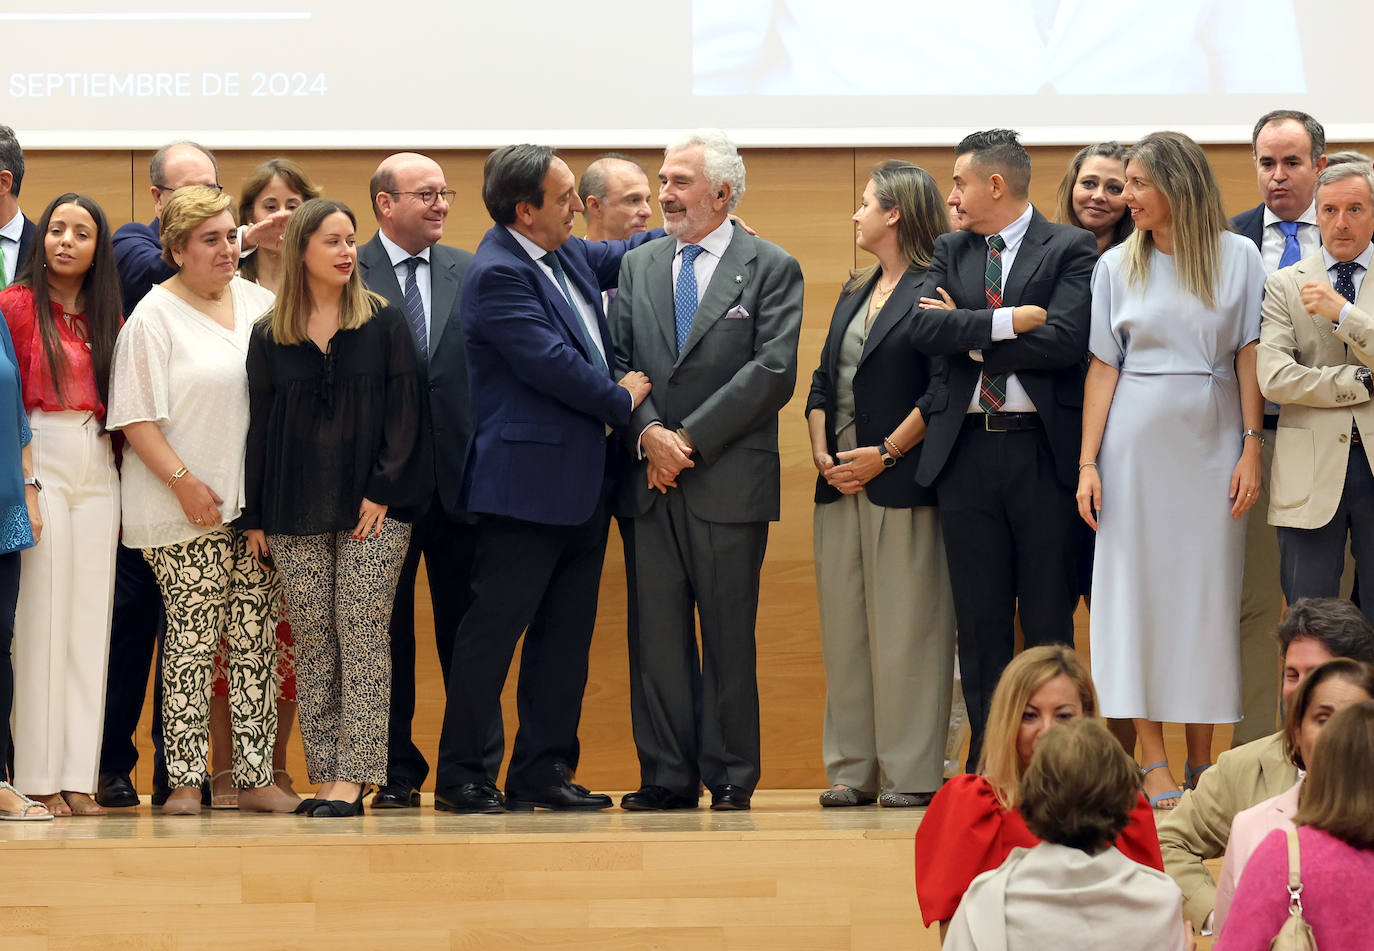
[1020,718,1139,854]
[159,185,234,269]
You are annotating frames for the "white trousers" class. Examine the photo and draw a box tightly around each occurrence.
[12,409,119,793]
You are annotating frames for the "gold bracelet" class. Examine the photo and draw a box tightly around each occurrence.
[883,436,903,458]
[166,465,189,488]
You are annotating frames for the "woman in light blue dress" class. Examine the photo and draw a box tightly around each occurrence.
[1076,131,1266,810]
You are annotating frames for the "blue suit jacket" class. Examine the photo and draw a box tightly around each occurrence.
[1231,204,1265,249]
[461,225,658,525]
[15,216,35,278]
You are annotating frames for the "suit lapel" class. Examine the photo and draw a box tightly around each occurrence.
[1002,210,1049,303]
[676,229,755,366]
[647,239,677,354]
[1294,254,1339,347]
[360,235,404,304]
[861,267,924,363]
[956,231,987,308]
[429,249,459,355]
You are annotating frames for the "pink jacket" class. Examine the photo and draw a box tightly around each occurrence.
[1213,778,1301,933]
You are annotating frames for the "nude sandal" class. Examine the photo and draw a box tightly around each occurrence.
[0,782,54,821]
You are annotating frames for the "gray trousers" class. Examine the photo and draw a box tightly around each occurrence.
[813,428,957,794]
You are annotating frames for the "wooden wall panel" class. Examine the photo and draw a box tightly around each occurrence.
[15,139,1370,794]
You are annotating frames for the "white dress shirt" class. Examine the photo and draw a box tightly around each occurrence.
[379,230,433,347]
[967,202,1037,414]
[0,209,24,287]
[671,216,736,301]
[1261,201,1320,273]
[1328,241,1373,327]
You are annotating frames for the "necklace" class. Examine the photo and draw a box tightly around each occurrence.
[871,275,900,311]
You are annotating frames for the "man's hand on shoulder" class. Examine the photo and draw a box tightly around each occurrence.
[618,370,652,408]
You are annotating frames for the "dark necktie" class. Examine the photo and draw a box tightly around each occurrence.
[542,252,609,376]
[978,234,1008,412]
[675,245,705,353]
[1334,261,1361,303]
[402,256,428,361]
[1277,221,1302,270]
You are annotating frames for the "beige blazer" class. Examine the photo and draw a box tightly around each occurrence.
[1257,249,1374,529]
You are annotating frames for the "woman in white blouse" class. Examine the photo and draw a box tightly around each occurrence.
[107,186,298,816]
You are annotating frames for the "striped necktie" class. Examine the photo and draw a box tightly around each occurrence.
[402,256,428,361]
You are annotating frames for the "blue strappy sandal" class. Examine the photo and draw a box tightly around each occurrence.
[1140,761,1182,810]
[1184,761,1212,791]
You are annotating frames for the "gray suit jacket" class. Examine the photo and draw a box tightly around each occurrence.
[358,233,475,519]
[610,224,803,523]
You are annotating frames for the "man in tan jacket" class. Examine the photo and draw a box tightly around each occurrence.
[1258,161,1374,608]
[1158,598,1374,929]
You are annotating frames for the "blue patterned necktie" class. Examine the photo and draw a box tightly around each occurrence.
[402,256,428,361]
[542,252,609,376]
[1334,261,1361,303]
[674,244,705,353]
[1277,221,1302,270]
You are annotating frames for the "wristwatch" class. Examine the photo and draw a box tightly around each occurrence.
[1357,367,1374,396]
[878,446,897,468]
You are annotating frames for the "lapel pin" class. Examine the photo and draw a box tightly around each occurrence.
[734,274,743,283]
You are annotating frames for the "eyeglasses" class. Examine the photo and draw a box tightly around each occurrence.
[388,188,456,206]
[153,183,224,194]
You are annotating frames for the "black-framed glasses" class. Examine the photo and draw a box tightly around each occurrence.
[153,182,224,194]
[388,188,456,206]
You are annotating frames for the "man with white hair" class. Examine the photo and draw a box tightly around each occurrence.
[1258,160,1374,615]
[610,130,804,811]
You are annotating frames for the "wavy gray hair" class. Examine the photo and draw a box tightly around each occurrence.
[665,129,746,211]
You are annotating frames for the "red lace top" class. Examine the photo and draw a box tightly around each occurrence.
[0,284,110,418]
[914,773,1165,926]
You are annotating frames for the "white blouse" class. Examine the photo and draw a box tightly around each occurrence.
[107,277,275,549]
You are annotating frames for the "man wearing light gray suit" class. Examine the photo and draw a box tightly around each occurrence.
[610,131,803,812]
[1258,161,1374,619]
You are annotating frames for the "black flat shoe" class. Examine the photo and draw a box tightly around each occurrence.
[292,798,320,815]
[434,782,506,814]
[621,785,699,811]
[307,789,365,818]
[372,783,421,809]
[709,784,752,811]
[96,772,140,809]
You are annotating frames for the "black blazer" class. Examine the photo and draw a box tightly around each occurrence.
[1230,204,1266,249]
[358,234,475,521]
[807,266,983,508]
[913,209,1097,489]
[15,216,35,275]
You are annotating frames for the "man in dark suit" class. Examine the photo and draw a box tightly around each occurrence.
[434,145,653,813]
[0,125,35,289]
[357,151,503,808]
[915,129,1096,770]
[1230,109,1329,747]
[610,131,803,811]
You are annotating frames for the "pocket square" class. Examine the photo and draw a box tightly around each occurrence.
[725,305,751,319]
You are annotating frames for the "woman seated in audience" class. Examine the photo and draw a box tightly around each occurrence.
[1078,131,1265,809]
[0,281,43,820]
[2,194,121,817]
[944,718,1191,950]
[107,185,297,816]
[204,159,320,808]
[1216,700,1374,949]
[1055,141,1134,256]
[915,645,1164,937]
[241,198,427,818]
[807,160,954,808]
[1212,658,1374,931]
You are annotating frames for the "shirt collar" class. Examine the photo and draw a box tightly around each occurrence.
[987,203,1034,254]
[0,209,23,243]
[1263,200,1318,230]
[505,226,557,265]
[378,230,430,268]
[1322,241,1374,273]
[675,217,735,259]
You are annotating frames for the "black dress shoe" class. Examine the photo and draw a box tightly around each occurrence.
[709,784,752,811]
[96,772,140,808]
[371,783,421,809]
[506,776,612,812]
[621,785,699,811]
[434,782,506,814]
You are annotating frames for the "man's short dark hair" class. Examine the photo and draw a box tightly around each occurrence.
[577,152,643,208]
[368,166,396,220]
[482,144,555,226]
[0,125,24,198]
[148,140,219,187]
[1251,110,1326,165]
[1277,597,1374,664]
[956,128,1031,197]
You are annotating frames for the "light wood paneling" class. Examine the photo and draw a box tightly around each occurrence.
[14,141,1368,795]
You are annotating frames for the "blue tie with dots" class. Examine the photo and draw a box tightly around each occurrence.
[1334,261,1361,303]
[1277,221,1302,269]
[675,244,705,353]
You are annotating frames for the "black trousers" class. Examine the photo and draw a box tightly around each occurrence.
[436,502,610,793]
[0,549,21,780]
[1278,443,1374,621]
[935,422,1077,771]
[384,497,501,788]
[98,544,167,789]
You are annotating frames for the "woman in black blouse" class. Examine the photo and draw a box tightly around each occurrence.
[242,198,428,818]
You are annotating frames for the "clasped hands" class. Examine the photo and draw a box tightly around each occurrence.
[814,445,885,494]
[1301,282,1348,322]
[641,424,693,493]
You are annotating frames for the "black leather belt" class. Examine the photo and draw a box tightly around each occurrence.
[964,412,1040,433]
[1264,413,1280,431]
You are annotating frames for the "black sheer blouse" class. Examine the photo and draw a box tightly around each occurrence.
[240,303,431,535]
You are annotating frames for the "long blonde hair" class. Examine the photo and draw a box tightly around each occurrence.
[1122,131,1228,309]
[264,198,383,346]
[980,645,1099,809]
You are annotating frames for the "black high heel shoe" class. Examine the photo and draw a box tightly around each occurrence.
[307,786,366,818]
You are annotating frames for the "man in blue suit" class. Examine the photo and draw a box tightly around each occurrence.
[434,144,654,813]
[0,126,35,289]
